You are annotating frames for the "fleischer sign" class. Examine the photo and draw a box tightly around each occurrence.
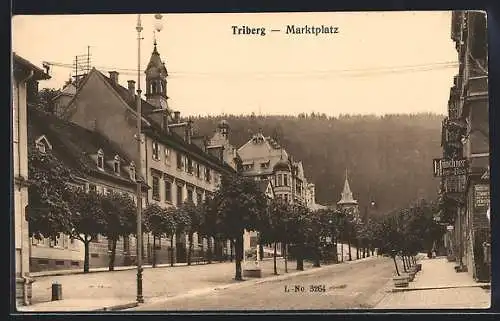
[433,158,468,177]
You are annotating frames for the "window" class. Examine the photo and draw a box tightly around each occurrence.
[152,141,160,161]
[177,153,183,170]
[97,149,104,170]
[164,180,172,203]
[284,174,289,186]
[114,155,120,174]
[205,168,211,182]
[176,184,183,206]
[196,163,201,178]
[261,162,270,169]
[89,184,97,192]
[284,194,289,203]
[187,158,193,174]
[187,189,194,202]
[152,176,160,201]
[196,192,202,204]
[164,148,171,165]
[36,141,46,153]
[129,162,136,181]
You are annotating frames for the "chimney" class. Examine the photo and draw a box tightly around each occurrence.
[127,80,136,97]
[174,111,180,123]
[185,119,193,144]
[109,71,119,84]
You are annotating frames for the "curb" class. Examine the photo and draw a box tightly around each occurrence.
[93,301,139,311]
[390,283,491,293]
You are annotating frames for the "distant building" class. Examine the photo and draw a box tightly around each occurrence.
[237,131,307,205]
[27,107,149,271]
[60,41,236,263]
[12,53,50,306]
[336,169,360,218]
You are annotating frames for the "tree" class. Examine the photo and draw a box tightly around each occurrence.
[198,197,218,264]
[179,201,203,266]
[213,175,268,280]
[27,145,74,240]
[143,203,168,268]
[174,204,191,265]
[36,88,61,114]
[287,203,312,271]
[101,192,136,271]
[67,188,106,273]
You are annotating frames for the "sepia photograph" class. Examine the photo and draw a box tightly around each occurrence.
[11,10,490,312]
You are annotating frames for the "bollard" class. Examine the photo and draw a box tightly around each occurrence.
[51,282,62,301]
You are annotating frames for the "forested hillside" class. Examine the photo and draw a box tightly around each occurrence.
[192,112,444,217]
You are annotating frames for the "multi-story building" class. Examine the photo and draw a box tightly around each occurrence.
[439,10,489,282]
[61,41,236,263]
[27,107,149,272]
[12,53,51,306]
[237,131,308,205]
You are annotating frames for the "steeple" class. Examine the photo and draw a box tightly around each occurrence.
[337,168,358,205]
[145,40,169,110]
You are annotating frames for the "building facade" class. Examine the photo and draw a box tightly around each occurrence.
[440,11,489,282]
[237,131,308,205]
[27,107,149,271]
[12,54,51,305]
[61,41,235,264]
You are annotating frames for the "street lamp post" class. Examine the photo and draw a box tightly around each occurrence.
[134,13,164,304]
[135,13,144,304]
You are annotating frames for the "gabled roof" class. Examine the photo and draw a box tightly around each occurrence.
[13,53,51,80]
[27,107,146,188]
[67,68,235,175]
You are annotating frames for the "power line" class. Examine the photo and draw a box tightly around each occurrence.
[43,60,459,79]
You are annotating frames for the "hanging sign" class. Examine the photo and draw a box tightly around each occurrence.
[474,184,490,209]
[433,158,468,177]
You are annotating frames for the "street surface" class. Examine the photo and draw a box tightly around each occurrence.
[131,256,393,310]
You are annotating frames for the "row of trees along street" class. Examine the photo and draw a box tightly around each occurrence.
[27,142,445,279]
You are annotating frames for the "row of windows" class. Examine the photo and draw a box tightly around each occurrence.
[32,234,77,249]
[151,175,206,206]
[152,141,213,183]
[243,161,270,171]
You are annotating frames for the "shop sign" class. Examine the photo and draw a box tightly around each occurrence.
[474,184,490,209]
[433,158,468,177]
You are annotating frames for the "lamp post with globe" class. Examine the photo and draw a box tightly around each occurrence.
[134,13,163,304]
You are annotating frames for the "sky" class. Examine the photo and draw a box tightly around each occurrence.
[12,11,458,117]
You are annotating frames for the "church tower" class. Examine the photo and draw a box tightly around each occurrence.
[337,169,360,218]
[145,40,170,111]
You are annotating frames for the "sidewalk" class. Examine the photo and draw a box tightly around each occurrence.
[375,256,491,309]
[18,255,376,312]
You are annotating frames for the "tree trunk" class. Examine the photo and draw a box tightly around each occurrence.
[402,255,407,272]
[230,239,234,262]
[363,247,366,258]
[234,233,243,280]
[273,242,278,275]
[259,244,264,261]
[284,241,288,273]
[296,245,304,271]
[314,243,321,267]
[356,243,360,260]
[367,246,370,257]
[207,237,213,264]
[83,236,90,273]
[393,256,400,276]
[170,236,174,267]
[109,237,117,271]
[152,235,157,268]
[187,232,193,266]
[371,248,375,256]
[348,239,352,261]
[341,239,344,262]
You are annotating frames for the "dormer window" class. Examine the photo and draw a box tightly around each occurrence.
[152,141,160,161]
[35,135,52,154]
[97,149,104,170]
[129,162,136,181]
[113,155,121,174]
